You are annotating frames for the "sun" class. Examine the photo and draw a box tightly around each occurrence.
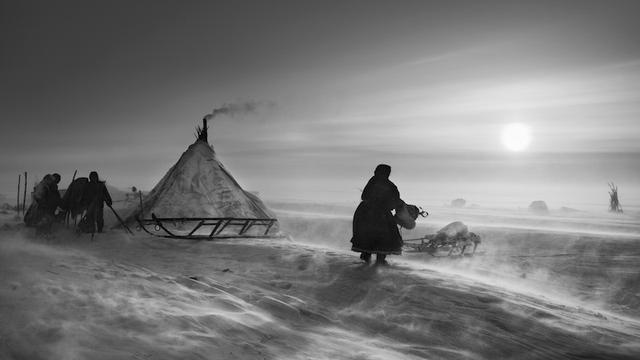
[501,123,531,152]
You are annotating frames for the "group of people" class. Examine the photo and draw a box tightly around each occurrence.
[24,164,408,262]
[24,171,113,236]
[351,164,413,266]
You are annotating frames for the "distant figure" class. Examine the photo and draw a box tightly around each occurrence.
[81,171,113,233]
[528,200,549,215]
[608,182,623,213]
[24,173,62,235]
[351,164,403,265]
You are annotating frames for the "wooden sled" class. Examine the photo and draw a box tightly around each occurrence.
[404,232,481,257]
[135,213,281,240]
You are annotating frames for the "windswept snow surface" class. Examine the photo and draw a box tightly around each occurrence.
[1,206,640,359]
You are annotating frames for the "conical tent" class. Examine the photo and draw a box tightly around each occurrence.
[126,121,278,238]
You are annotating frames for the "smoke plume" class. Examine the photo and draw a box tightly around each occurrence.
[204,101,275,121]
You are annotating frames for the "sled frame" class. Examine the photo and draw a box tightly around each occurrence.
[404,236,478,257]
[135,213,279,239]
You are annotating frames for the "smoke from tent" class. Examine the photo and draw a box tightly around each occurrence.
[204,101,275,121]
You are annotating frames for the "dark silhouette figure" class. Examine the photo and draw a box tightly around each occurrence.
[45,173,62,216]
[61,177,90,222]
[351,164,403,265]
[24,173,62,235]
[82,171,113,233]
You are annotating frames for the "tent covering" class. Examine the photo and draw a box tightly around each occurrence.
[125,135,277,236]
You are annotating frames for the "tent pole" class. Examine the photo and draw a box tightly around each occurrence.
[16,174,21,216]
[22,172,27,216]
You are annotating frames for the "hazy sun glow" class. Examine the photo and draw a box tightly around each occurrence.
[501,123,532,151]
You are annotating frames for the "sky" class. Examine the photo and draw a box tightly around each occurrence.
[1,0,639,210]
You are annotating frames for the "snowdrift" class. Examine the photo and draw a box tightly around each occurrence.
[1,206,640,359]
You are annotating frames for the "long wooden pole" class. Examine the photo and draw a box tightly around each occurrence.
[65,170,78,227]
[138,190,144,216]
[22,172,27,216]
[17,174,21,215]
[108,204,134,235]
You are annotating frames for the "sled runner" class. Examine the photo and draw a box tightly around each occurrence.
[404,233,480,256]
[135,213,280,239]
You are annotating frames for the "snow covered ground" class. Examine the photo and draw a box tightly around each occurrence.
[1,204,640,359]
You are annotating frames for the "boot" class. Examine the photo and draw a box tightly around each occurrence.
[375,254,389,266]
[360,252,372,264]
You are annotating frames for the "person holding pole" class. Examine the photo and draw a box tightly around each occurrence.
[82,171,113,233]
